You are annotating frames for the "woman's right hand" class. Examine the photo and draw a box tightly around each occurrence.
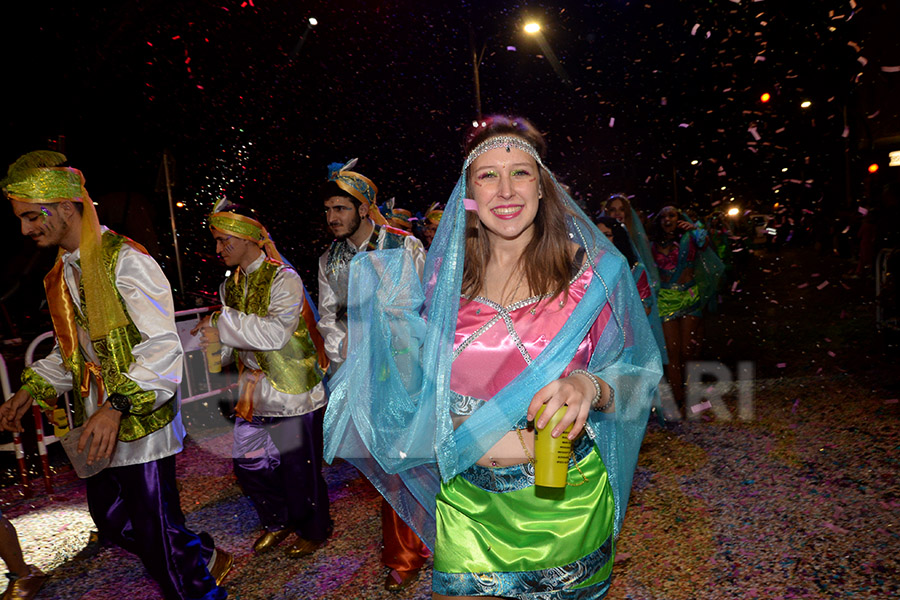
[526,373,595,440]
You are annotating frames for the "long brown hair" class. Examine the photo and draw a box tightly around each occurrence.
[461,116,574,303]
[607,193,635,234]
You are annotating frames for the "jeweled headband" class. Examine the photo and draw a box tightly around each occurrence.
[463,135,544,170]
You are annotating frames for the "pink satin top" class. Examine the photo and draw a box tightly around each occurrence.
[450,264,612,401]
[652,237,697,271]
[635,267,651,301]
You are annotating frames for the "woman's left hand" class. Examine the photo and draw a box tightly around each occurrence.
[526,374,595,440]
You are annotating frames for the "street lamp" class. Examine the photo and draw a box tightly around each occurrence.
[522,20,571,87]
[289,17,317,61]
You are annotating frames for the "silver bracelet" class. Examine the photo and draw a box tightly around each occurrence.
[570,369,601,406]
[596,385,615,412]
[571,369,614,411]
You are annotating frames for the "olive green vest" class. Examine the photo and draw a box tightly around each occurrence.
[23,232,176,442]
[224,260,323,395]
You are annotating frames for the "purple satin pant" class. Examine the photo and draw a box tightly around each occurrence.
[85,455,226,600]
[232,408,332,541]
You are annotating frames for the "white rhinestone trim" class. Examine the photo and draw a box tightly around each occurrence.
[464,135,544,170]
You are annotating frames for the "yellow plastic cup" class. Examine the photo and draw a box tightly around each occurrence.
[534,405,572,488]
[205,339,222,374]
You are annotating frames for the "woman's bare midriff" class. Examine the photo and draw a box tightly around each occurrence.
[452,414,536,468]
[677,266,695,286]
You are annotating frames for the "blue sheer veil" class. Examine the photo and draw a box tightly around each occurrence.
[681,211,726,313]
[601,202,668,364]
[324,156,663,550]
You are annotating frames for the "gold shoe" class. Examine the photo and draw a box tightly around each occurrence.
[1,565,48,600]
[73,530,102,561]
[208,548,234,587]
[252,529,293,554]
[284,537,325,558]
[383,568,420,592]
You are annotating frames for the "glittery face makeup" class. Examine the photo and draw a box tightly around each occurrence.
[468,146,541,244]
[214,232,241,267]
[10,199,66,247]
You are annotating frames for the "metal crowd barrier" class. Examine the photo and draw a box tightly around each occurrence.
[0,306,237,497]
[0,353,35,494]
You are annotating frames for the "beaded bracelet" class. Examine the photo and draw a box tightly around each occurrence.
[571,369,614,412]
[596,385,615,412]
[571,368,601,404]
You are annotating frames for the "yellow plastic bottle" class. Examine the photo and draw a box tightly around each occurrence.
[534,405,572,488]
[205,338,222,374]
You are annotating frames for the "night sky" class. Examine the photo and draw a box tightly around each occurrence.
[1,0,898,321]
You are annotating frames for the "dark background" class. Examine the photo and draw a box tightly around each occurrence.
[1,0,898,330]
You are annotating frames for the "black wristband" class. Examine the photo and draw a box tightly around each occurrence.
[106,393,131,416]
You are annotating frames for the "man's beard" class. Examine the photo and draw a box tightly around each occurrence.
[333,211,362,241]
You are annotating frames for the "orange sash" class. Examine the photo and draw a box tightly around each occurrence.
[234,367,265,422]
[42,235,150,399]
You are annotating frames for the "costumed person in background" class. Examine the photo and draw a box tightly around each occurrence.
[705,211,734,286]
[421,202,444,249]
[383,197,414,233]
[595,217,652,314]
[596,215,668,425]
[316,159,429,591]
[192,200,332,558]
[0,151,230,600]
[325,116,661,599]
[603,194,667,365]
[651,206,724,412]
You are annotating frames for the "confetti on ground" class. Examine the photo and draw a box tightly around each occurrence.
[1,242,897,600]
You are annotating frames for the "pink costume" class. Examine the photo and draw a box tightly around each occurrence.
[450,263,612,405]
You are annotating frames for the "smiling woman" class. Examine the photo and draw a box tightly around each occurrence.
[461,118,572,307]
[324,115,662,600]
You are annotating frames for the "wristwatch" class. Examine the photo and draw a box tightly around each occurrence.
[106,393,132,416]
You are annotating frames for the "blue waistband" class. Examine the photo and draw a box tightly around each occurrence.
[459,435,596,493]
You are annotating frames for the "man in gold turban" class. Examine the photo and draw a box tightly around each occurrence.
[193,200,332,558]
[0,151,231,600]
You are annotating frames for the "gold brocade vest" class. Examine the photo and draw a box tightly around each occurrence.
[29,231,176,442]
[224,260,323,396]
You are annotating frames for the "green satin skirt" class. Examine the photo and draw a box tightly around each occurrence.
[658,284,702,322]
[433,438,614,598]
